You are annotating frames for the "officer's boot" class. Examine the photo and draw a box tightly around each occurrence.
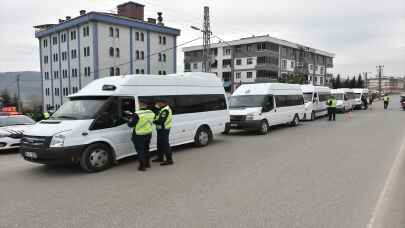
[138,160,146,171]
[145,156,151,169]
[160,153,173,166]
[152,155,164,163]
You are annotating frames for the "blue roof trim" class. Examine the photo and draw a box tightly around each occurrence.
[35,12,181,38]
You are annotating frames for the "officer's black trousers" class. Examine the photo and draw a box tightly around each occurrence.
[157,129,172,162]
[384,101,389,109]
[328,107,336,121]
[132,134,152,162]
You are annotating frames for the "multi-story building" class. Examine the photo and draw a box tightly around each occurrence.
[183,35,334,91]
[368,76,405,94]
[34,2,180,110]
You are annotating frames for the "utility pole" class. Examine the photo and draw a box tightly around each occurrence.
[377,65,384,96]
[202,6,211,73]
[16,74,21,112]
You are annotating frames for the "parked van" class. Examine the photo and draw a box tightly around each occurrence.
[331,88,353,112]
[301,85,331,120]
[225,83,305,134]
[21,73,229,172]
[352,88,369,109]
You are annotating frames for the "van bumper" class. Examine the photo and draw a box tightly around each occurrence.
[21,145,86,165]
[227,120,262,130]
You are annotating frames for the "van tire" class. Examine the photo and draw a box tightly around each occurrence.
[194,126,212,147]
[80,143,113,172]
[291,114,299,127]
[311,111,316,121]
[259,120,270,135]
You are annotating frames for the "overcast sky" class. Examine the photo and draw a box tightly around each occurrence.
[0,0,404,78]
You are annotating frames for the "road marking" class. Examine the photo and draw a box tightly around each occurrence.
[367,135,405,228]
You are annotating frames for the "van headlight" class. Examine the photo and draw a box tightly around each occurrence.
[50,134,66,147]
[246,114,255,120]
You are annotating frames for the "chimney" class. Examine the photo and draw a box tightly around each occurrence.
[157,12,163,25]
[66,16,71,20]
[147,18,157,24]
[80,10,86,15]
[117,2,144,20]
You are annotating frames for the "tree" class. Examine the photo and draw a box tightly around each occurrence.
[335,74,342,88]
[279,72,306,84]
[350,76,356,88]
[0,89,11,106]
[343,78,350,88]
[357,74,364,88]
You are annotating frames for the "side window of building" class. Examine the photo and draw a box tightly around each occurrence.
[115,28,119,38]
[110,67,114,76]
[140,32,144,41]
[109,27,114,37]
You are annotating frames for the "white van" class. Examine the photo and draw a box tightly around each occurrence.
[301,85,331,120]
[225,83,305,134]
[352,88,369,109]
[331,88,353,112]
[21,73,229,172]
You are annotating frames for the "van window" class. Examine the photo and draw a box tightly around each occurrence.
[276,95,304,107]
[52,96,109,120]
[263,95,274,112]
[90,97,135,130]
[303,93,313,103]
[229,95,266,109]
[319,93,330,102]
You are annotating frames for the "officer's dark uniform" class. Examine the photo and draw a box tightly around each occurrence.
[327,97,337,121]
[383,95,390,110]
[153,104,173,166]
[128,108,155,171]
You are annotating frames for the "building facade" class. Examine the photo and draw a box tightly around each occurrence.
[34,2,180,110]
[367,76,405,94]
[183,35,334,91]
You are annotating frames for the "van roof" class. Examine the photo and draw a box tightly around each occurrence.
[232,83,302,96]
[352,88,369,93]
[301,85,331,93]
[331,88,352,93]
[70,73,222,97]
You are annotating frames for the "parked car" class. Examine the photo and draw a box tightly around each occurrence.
[0,115,36,151]
[401,93,405,111]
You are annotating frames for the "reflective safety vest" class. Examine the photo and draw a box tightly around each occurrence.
[43,112,50,119]
[384,96,390,102]
[327,98,337,108]
[134,109,155,135]
[157,105,173,130]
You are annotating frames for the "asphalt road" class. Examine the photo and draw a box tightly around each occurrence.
[1,96,405,228]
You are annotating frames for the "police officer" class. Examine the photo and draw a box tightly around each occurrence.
[383,94,390,110]
[327,96,337,121]
[153,99,173,166]
[127,101,155,171]
[43,110,50,120]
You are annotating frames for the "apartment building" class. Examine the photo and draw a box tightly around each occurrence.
[183,35,334,91]
[368,76,405,94]
[34,2,180,110]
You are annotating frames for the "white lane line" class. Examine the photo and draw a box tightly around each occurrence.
[367,135,405,228]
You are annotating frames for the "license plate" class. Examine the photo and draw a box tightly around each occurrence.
[231,124,238,127]
[25,152,37,159]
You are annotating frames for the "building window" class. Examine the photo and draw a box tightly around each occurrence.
[110,67,114,76]
[61,33,66,43]
[43,39,48,48]
[109,27,114,37]
[115,28,119,38]
[235,46,242,53]
[136,69,140,74]
[159,36,162,44]
[247,58,253,65]
[163,36,166,45]
[84,67,91,77]
[291,61,295,69]
[116,48,120,57]
[193,63,198,69]
[45,88,49,96]
[162,53,166,62]
[309,64,313,71]
[135,32,139,40]
[158,53,162,62]
[115,67,120,76]
[53,53,58,62]
[84,47,90,57]
[140,51,144,60]
[61,52,67,61]
[43,55,49,64]
[162,71,166,75]
[247,72,253,79]
[320,66,324,75]
[109,47,114,57]
[136,50,140,59]
[246,44,252,52]
[71,49,77,59]
[71,68,78,77]
[70,30,76,40]
[62,69,68,78]
[55,88,59,96]
[281,59,287,70]
[257,43,266,51]
[236,59,242,65]
[224,48,231,55]
[83,26,90,37]
[236,72,241,79]
[44,72,49,80]
[140,32,144,41]
[141,69,145,74]
[52,36,58,45]
[158,70,162,75]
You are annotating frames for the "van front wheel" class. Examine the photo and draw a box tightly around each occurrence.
[80,143,113,172]
[291,114,299,127]
[259,120,270,135]
[194,126,212,147]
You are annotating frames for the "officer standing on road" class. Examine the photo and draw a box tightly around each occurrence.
[327,96,337,121]
[127,101,155,171]
[43,110,50,120]
[383,94,390,110]
[153,98,174,166]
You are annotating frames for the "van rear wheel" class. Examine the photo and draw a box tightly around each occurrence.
[311,111,316,121]
[194,126,212,147]
[291,114,299,127]
[80,143,113,172]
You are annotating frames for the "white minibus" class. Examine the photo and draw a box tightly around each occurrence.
[301,85,331,120]
[352,88,369,109]
[331,88,353,112]
[225,83,305,134]
[21,73,229,172]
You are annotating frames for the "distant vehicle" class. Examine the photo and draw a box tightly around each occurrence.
[301,85,331,120]
[226,83,305,134]
[331,88,353,112]
[352,88,369,109]
[0,115,35,151]
[21,73,229,172]
[400,93,405,111]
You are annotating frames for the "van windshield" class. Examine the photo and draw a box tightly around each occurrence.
[229,95,266,108]
[333,94,344,100]
[303,93,313,102]
[354,93,362,99]
[51,97,109,120]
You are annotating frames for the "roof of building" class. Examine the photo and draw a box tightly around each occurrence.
[34,11,180,38]
[182,35,335,58]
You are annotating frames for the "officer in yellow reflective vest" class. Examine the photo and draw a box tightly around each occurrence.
[43,111,50,120]
[327,96,337,121]
[153,98,174,166]
[127,101,155,171]
[383,95,390,110]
